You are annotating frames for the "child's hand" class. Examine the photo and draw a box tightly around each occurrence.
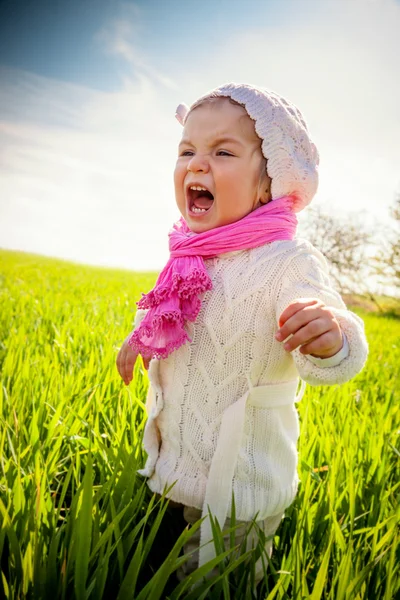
[116,336,150,385]
[275,298,343,358]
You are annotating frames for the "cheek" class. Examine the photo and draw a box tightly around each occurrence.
[174,161,186,187]
[173,162,180,183]
[173,164,186,208]
[220,161,250,183]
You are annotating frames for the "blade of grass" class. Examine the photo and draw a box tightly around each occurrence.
[74,453,93,600]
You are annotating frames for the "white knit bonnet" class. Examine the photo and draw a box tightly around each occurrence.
[175,82,320,212]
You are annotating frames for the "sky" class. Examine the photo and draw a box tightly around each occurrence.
[0,0,399,271]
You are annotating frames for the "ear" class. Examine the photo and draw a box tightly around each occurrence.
[258,170,272,205]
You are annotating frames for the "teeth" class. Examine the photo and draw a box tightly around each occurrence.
[192,206,208,213]
[190,186,207,191]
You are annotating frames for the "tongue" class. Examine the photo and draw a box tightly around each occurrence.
[193,196,214,210]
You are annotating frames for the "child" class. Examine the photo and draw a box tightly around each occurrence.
[116,83,368,585]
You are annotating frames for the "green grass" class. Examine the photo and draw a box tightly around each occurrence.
[0,249,399,599]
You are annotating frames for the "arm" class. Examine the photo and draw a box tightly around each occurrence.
[116,309,149,385]
[275,245,368,385]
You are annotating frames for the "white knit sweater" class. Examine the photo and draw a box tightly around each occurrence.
[134,239,368,562]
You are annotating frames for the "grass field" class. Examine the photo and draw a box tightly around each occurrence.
[0,249,399,599]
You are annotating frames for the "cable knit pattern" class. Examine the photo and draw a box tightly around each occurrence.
[136,239,368,523]
[275,243,369,385]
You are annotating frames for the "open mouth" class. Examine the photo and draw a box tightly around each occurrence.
[187,185,214,215]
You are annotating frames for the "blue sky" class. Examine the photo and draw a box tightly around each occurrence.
[0,0,399,271]
[0,0,296,90]
[0,0,120,89]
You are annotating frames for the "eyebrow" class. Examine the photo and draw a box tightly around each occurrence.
[179,136,245,148]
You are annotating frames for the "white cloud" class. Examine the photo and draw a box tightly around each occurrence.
[0,68,182,270]
[0,0,399,272]
[95,3,178,90]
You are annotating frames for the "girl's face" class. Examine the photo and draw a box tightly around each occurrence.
[174,99,271,233]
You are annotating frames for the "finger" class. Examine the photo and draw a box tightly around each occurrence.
[278,298,321,329]
[282,318,330,352]
[277,304,325,342]
[298,331,343,357]
[120,344,134,385]
[116,349,123,379]
[119,348,128,384]
[124,349,137,385]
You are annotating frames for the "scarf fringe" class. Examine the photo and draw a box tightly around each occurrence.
[129,310,191,360]
[137,268,212,309]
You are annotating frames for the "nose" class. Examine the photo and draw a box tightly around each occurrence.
[187,153,209,173]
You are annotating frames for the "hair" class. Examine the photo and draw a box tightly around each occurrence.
[188,96,272,203]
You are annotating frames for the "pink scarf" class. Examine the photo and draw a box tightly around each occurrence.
[129,195,297,360]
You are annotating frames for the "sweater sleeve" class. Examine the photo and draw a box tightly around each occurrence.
[275,243,369,385]
[133,308,148,329]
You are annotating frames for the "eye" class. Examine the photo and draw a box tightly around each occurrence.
[216,150,233,156]
[180,150,194,157]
